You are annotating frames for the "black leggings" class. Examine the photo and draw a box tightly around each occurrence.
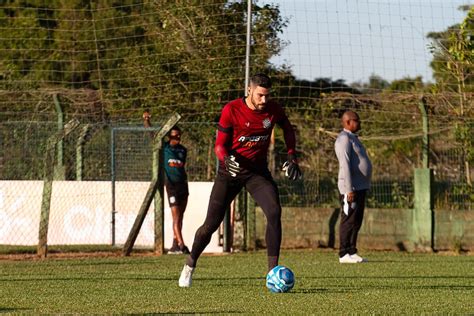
[188,170,282,267]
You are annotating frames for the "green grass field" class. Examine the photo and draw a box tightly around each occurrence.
[1,250,473,314]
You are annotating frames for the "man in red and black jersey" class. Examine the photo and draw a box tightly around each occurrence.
[179,74,302,288]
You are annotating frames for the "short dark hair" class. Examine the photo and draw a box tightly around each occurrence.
[250,73,272,89]
[168,125,182,135]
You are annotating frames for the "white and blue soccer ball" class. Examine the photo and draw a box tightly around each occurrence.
[266,265,295,293]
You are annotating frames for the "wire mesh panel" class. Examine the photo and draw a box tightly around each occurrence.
[178,122,218,181]
[110,126,162,247]
[80,126,112,181]
[0,121,55,180]
[431,126,473,211]
[0,1,472,253]
[111,127,159,182]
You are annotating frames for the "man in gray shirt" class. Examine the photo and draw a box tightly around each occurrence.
[335,110,372,263]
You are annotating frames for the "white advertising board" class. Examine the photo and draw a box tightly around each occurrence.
[0,181,221,253]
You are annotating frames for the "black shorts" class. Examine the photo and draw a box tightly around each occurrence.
[165,181,189,206]
[208,167,281,222]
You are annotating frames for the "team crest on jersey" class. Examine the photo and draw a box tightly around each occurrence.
[262,118,271,129]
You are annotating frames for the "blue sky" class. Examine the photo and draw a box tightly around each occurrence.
[259,0,471,83]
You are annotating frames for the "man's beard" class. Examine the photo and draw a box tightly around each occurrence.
[252,97,266,111]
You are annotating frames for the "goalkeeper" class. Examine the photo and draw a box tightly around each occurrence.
[179,73,301,287]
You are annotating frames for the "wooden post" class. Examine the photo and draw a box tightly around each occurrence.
[245,191,256,251]
[76,124,91,181]
[122,113,181,256]
[38,119,80,258]
[153,141,165,255]
[418,97,429,169]
[53,94,66,180]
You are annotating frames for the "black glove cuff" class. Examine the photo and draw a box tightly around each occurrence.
[288,153,297,163]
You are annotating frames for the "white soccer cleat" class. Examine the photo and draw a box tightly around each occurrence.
[178,264,195,287]
[339,254,359,263]
[350,253,368,263]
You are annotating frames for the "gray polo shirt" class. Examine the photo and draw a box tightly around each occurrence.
[335,129,372,194]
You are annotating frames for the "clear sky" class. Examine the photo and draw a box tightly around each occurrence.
[259,0,471,84]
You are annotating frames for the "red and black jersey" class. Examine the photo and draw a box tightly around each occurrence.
[215,97,296,171]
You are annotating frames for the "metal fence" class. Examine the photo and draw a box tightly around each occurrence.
[0,115,471,211]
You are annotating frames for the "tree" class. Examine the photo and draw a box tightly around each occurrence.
[428,5,474,114]
[427,5,473,186]
[388,76,425,92]
[0,0,57,89]
[116,1,288,119]
[350,74,390,94]
[0,1,288,120]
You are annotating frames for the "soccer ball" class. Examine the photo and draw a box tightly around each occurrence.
[266,265,295,293]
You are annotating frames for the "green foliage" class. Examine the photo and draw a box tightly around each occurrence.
[388,76,425,92]
[454,121,474,163]
[350,74,390,93]
[434,181,474,211]
[277,178,339,207]
[428,6,474,97]
[367,181,413,209]
[0,1,471,209]
[0,1,54,89]
[0,1,287,120]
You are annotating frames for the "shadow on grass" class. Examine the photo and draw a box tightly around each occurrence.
[3,273,473,282]
[290,288,331,294]
[290,284,474,294]
[137,311,242,314]
[302,275,474,280]
[29,256,163,267]
[0,275,265,283]
[0,307,32,313]
[1,276,177,282]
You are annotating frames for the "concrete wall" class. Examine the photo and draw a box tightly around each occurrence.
[1,180,472,252]
[434,210,474,251]
[255,207,474,251]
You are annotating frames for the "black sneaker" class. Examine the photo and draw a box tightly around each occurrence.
[180,245,190,254]
[168,244,182,255]
[171,238,178,249]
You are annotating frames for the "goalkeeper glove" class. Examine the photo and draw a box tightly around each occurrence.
[282,153,302,181]
[224,155,240,177]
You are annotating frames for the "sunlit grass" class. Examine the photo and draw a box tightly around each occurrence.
[0,250,472,314]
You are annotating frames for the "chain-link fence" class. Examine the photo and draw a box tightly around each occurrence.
[1,107,471,210]
[0,93,472,250]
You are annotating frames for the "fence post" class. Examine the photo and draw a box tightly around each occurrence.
[411,97,434,251]
[38,119,80,258]
[412,168,434,250]
[245,191,256,251]
[153,139,165,255]
[122,113,181,256]
[53,94,66,180]
[223,206,232,252]
[419,97,429,169]
[76,124,91,181]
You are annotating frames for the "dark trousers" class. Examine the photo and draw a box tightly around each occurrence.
[188,169,282,267]
[339,189,367,257]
